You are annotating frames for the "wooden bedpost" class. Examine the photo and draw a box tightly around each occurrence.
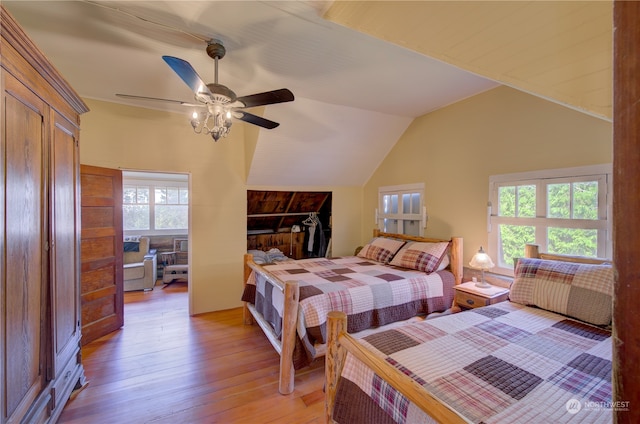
[243,253,255,325]
[524,244,540,259]
[326,311,347,424]
[450,236,463,285]
[279,280,300,395]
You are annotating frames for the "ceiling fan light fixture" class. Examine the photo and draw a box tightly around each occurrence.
[190,107,233,142]
[116,45,293,143]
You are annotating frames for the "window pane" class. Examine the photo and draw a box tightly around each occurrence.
[123,186,137,204]
[155,188,166,204]
[136,187,149,204]
[402,193,410,214]
[383,218,398,233]
[123,205,149,230]
[548,183,570,218]
[403,220,420,236]
[155,205,188,229]
[167,187,179,204]
[179,188,189,204]
[410,193,420,214]
[498,224,535,267]
[383,194,399,214]
[517,185,536,217]
[498,186,515,216]
[573,181,598,219]
[548,227,597,256]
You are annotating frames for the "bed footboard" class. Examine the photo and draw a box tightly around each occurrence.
[325,311,469,424]
[243,254,300,394]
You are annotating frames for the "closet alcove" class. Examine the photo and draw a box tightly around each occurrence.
[247,190,332,259]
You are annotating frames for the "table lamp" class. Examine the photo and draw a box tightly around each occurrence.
[469,246,495,288]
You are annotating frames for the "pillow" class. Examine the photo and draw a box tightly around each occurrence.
[388,241,450,273]
[248,250,269,264]
[266,248,289,263]
[357,237,406,264]
[510,258,613,326]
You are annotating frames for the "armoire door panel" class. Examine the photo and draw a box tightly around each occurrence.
[50,111,82,377]
[2,73,47,423]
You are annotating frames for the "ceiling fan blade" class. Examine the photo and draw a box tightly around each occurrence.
[236,111,280,129]
[236,88,294,108]
[115,93,201,107]
[162,56,212,97]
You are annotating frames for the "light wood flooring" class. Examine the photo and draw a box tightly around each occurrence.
[58,282,325,423]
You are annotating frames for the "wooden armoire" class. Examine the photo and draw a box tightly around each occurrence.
[1,6,89,424]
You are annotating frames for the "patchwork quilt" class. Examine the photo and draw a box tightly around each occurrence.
[333,301,612,424]
[242,256,455,369]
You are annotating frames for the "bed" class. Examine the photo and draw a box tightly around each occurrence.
[242,230,463,394]
[325,245,614,423]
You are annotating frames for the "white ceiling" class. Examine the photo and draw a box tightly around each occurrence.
[4,1,498,186]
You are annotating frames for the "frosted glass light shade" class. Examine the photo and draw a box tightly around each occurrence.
[469,246,495,270]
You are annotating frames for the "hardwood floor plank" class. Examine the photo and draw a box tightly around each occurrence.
[59,282,326,423]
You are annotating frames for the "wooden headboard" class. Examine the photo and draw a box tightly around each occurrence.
[524,243,611,265]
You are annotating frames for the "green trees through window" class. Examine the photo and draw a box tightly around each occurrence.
[122,171,189,233]
[490,166,610,273]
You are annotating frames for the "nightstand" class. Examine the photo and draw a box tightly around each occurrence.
[454,281,510,310]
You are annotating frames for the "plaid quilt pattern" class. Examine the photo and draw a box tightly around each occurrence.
[242,256,455,368]
[334,302,612,424]
[510,258,613,326]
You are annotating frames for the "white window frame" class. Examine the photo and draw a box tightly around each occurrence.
[488,164,612,276]
[377,183,427,236]
[123,171,189,236]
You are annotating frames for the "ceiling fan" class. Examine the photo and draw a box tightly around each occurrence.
[116,41,294,141]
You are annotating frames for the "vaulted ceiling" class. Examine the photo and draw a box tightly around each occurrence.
[325,1,612,121]
[3,1,612,187]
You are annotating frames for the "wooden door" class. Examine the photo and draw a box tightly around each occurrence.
[80,165,123,345]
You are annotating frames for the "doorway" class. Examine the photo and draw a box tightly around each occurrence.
[80,167,191,345]
[122,170,191,292]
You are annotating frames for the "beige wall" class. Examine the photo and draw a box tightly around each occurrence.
[363,86,612,266]
[80,86,612,313]
[80,99,364,314]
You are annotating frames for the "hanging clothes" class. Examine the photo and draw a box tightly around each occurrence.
[303,213,326,257]
[314,219,326,257]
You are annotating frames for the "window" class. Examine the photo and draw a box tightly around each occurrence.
[123,171,189,235]
[488,165,612,275]
[377,183,426,236]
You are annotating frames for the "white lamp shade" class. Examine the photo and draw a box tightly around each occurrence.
[469,247,495,270]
